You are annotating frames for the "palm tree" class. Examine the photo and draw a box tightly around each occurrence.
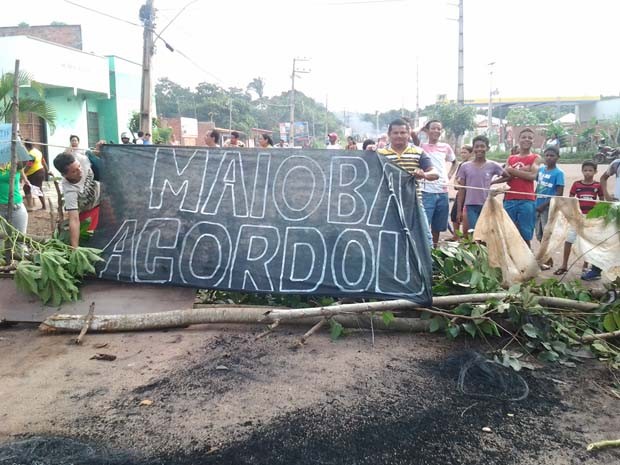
[0,70,56,132]
[247,77,265,101]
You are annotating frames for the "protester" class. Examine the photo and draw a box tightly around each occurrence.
[346,136,357,150]
[600,155,620,202]
[534,146,565,256]
[377,118,439,246]
[455,136,505,231]
[377,119,438,182]
[258,134,274,148]
[420,119,457,247]
[53,151,100,248]
[555,160,603,278]
[326,133,340,150]
[205,129,220,147]
[143,133,153,145]
[499,128,541,247]
[69,134,85,156]
[450,145,473,239]
[376,133,388,149]
[85,140,105,181]
[362,139,376,151]
[23,139,48,211]
[135,131,145,144]
[224,131,245,147]
[0,161,28,233]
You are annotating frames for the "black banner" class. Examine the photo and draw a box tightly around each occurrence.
[92,146,432,304]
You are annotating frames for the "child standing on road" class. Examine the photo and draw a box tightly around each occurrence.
[499,128,542,248]
[535,146,565,241]
[555,160,603,277]
[535,146,565,269]
[455,135,505,231]
[450,145,473,239]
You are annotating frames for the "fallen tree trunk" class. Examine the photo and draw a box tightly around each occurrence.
[39,293,599,333]
[40,307,429,333]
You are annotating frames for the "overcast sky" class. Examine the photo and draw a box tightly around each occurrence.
[3,0,620,114]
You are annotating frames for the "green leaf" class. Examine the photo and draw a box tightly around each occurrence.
[329,319,344,341]
[447,325,460,339]
[613,311,620,329]
[538,350,559,362]
[469,270,482,288]
[462,322,477,338]
[429,317,441,333]
[586,201,610,220]
[551,341,567,354]
[381,311,395,327]
[591,342,610,354]
[522,323,539,339]
[603,313,618,332]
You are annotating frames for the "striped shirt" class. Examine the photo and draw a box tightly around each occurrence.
[376,145,432,175]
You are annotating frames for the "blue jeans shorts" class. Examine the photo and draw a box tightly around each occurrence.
[421,192,449,232]
[504,199,535,242]
[465,204,483,231]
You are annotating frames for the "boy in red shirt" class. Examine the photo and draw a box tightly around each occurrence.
[499,128,541,247]
[554,160,603,276]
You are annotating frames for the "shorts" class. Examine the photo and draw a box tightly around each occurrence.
[421,192,449,232]
[79,206,100,232]
[535,206,549,242]
[504,199,535,242]
[566,226,577,244]
[450,197,463,223]
[465,204,483,231]
[24,169,46,194]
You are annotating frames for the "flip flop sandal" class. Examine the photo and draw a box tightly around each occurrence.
[553,268,568,275]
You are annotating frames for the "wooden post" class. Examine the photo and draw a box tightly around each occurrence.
[7,59,20,225]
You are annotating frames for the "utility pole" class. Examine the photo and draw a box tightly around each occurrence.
[457,0,464,105]
[289,57,310,147]
[228,96,232,133]
[415,57,420,128]
[487,61,495,138]
[375,110,379,135]
[324,94,328,142]
[139,0,155,134]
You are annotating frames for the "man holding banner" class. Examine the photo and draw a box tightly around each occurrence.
[377,118,439,183]
[53,151,100,248]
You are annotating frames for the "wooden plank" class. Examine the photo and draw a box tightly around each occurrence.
[0,278,196,323]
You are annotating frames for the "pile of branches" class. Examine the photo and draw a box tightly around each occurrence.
[38,237,620,369]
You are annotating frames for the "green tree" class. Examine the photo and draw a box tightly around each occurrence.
[506,107,539,126]
[0,70,56,132]
[425,103,475,139]
[247,77,265,100]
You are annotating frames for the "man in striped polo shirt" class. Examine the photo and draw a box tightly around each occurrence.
[377,118,438,182]
[377,118,438,246]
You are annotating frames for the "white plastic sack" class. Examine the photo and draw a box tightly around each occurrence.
[538,198,620,281]
[473,195,540,287]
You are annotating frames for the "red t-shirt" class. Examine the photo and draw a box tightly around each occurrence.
[570,181,602,214]
[505,153,539,201]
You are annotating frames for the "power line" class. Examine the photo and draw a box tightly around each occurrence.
[158,0,203,36]
[64,0,227,88]
[63,0,143,28]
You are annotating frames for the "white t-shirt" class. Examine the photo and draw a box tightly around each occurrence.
[326,143,341,150]
[420,142,456,193]
[62,153,100,212]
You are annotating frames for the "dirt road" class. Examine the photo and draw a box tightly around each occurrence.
[0,323,619,465]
